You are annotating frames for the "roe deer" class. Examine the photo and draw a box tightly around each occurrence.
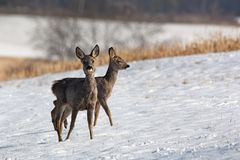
[52,44,99,141]
[51,47,130,132]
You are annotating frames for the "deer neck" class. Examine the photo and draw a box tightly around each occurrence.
[85,74,96,89]
[105,64,118,87]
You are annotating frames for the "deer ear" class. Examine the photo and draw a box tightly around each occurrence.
[109,47,116,58]
[90,44,99,58]
[75,47,85,59]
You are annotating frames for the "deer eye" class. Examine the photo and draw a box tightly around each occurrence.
[92,59,94,63]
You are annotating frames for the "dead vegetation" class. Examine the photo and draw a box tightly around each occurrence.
[1,34,240,81]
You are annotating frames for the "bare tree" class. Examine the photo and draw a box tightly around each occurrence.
[32,17,162,60]
[32,17,84,60]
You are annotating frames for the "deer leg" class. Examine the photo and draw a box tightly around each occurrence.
[52,100,63,131]
[87,108,94,139]
[51,100,58,130]
[52,100,69,131]
[94,101,100,126]
[55,104,66,142]
[99,99,113,126]
[65,108,78,140]
[61,106,72,129]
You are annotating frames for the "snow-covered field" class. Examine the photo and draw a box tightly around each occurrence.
[0,14,240,58]
[1,51,240,159]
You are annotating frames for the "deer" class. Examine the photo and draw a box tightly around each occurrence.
[51,47,130,134]
[52,44,99,142]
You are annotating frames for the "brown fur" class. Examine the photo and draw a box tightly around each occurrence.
[51,47,130,134]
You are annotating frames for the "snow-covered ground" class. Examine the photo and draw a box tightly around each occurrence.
[0,14,240,58]
[1,51,240,159]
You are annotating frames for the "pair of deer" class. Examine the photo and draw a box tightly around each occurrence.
[51,44,130,142]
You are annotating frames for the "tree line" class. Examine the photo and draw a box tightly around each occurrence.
[0,0,239,22]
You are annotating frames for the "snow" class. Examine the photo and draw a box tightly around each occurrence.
[0,14,240,58]
[1,51,240,159]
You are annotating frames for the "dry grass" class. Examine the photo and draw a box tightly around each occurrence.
[1,34,240,81]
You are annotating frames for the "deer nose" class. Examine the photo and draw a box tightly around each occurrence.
[125,64,130,68]
[86,66,93,70]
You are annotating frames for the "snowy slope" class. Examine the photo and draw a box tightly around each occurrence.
[1,51,240,159]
